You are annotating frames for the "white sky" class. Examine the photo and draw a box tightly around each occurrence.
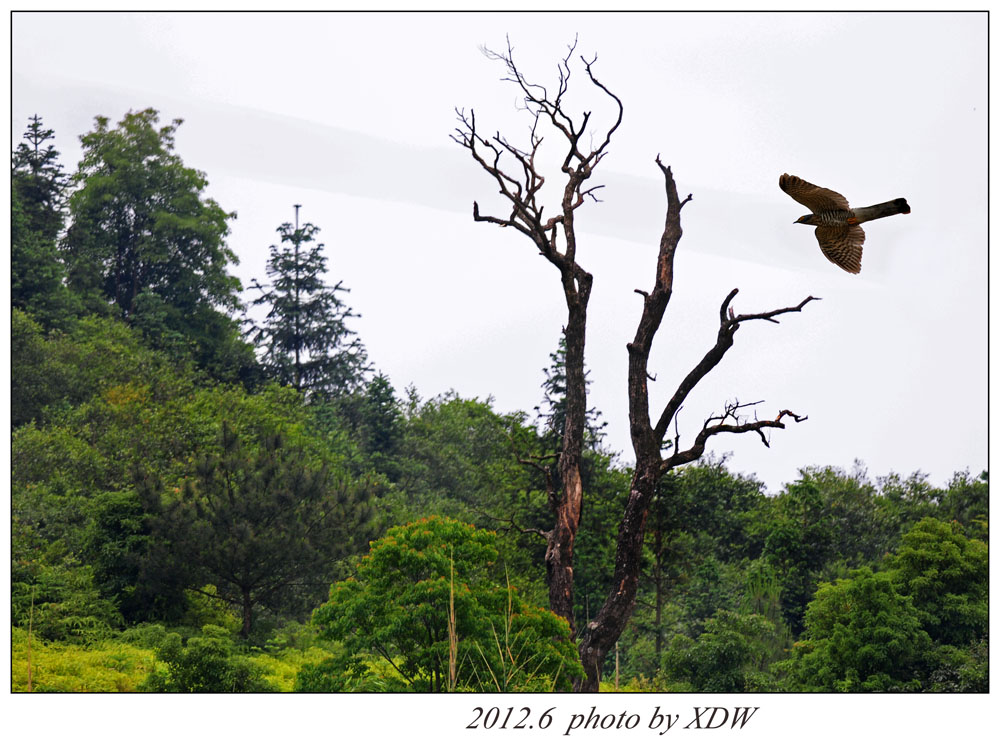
[10,11,987,494]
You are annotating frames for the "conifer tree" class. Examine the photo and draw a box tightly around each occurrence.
[11,115,78,329]
[140,422,376,638]
[12,114,68,242]
[536,333,606,449]
[251,206,371,399]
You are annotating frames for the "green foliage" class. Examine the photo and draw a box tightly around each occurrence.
[887,517,987,646]
[938,470,988,541]
[757,479,836,633]
[393,393,534,518]
[12,627,157,692]
[62,108,254,380]
[785,567,930,691]
[141,422,376,637]
[84,489,187,624]
[536,332,606,448]
[11,528,120,643]
[323,372,405,478]
[11,115,79,330]
[662,610,781,692]
[11,193,79,332]
[251,214,370,398]
[140,625,277,692]
[311,517,582,692]
[570,452,631,628]
[924,639,989,692]
[11,310,190,430]
[352,372,405,458]
[12,114,68,241]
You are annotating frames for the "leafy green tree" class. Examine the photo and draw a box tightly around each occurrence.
[785,567,930,691]
[887,517,987,647]
[62,108,254,380]
[924,639,989,692]
[662,609,779,692]
[251,208,370,398]
[310,517,582,691]
[11,517,120,643]
[323,372,405,479]
[393,393,531,517]
[874,470,942,538]
[140,625,276,692]
[938,470,988,541]
[84,489,188,624]
[672,458,767,563]
[757,478,836,634]
[11,310,187,429]
[794,465,896,564]
[353,372,404,457]
[140,422,376,638]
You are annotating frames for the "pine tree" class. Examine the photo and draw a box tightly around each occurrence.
[251,206,371,399]
[11,115,78,329]
[139,422,376,638]
[536,333,606,449]
[12,114,68,242]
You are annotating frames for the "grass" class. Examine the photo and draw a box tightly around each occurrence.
[11,627,157,692]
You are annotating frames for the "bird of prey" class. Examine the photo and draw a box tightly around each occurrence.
[779,174,910,274]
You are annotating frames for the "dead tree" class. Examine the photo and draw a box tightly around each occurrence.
[573,157,817,690]
[457,44,815,691]
[452,38,622,635]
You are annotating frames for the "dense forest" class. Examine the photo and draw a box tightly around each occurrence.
[10,105,987,693]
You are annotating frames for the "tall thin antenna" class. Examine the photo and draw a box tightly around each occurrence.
[293,203,302,232]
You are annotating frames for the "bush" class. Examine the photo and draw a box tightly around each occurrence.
[139,625,277,692]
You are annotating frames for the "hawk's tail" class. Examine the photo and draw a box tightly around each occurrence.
[855,198,911,222]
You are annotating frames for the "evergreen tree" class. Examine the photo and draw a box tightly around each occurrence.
[535,332,606,449]
[140,422,376,639]
[11,193,79,330]
[251,206,371,399]
[12,114,68,242]
[11,116,79,329]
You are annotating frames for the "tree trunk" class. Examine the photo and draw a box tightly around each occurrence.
[545,290,589,635]
[578,462,659,690]
[653,530,664,656]
[240,587,253,639]
[575,160,812,691]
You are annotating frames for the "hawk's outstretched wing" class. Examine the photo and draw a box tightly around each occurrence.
[815,224,865,274]
[779,174,852,212]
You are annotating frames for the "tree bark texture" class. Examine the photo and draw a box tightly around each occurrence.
[453,39,621,639]
[458,45,814,692]
[574,160,816,691]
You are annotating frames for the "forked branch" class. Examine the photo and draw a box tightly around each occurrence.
[652,290,820,443]
[451,37,623,271]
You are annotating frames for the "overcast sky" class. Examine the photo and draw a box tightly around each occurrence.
[11,11,988,493]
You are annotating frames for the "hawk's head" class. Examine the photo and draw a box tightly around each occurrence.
[794,214,818,226]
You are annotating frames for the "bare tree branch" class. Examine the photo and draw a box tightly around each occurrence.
[578,155,816,692]
[471,507,550,542]
[652,290,820,443]
[455,40,622,638]
[661,403,807,473]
